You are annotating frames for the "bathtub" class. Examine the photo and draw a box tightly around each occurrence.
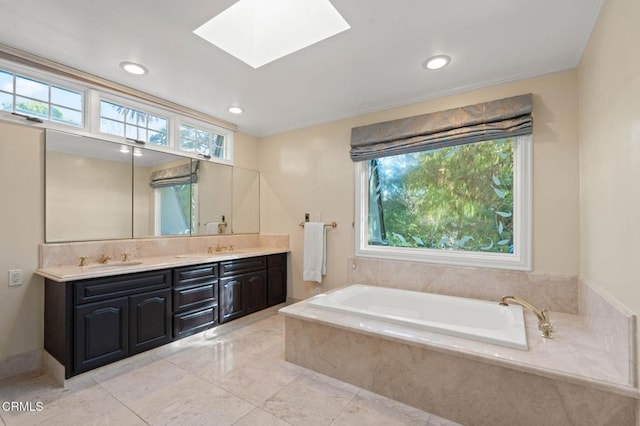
[307,284,528,350]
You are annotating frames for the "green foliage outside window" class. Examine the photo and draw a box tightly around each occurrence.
[369,139,514,253]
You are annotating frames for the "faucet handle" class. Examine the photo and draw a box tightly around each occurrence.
[539,308,553,337]
[78,256,88,267]
[123,253,131,262]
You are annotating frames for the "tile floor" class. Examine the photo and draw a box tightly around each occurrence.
[0,308,460,425]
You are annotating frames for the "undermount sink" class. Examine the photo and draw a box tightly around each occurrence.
[88,261,144,269]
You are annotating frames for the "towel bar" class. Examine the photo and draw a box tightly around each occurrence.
[299,221,337,228]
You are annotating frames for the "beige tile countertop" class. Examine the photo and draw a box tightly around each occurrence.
[37,247,289,282]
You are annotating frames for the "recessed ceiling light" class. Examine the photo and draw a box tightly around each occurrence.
[194,0,351,69]
[423,55,451,70]
[119,145,131,154]
[120,62,148,75]
[228,106,244,114]
[133,147,143,157]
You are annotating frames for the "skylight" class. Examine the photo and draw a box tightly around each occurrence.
[193,0,350,69]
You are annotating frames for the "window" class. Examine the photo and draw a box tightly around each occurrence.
[0,61,235,163]
[355,135,531,270]
[0,69,83,127]
[179,122,228,160]
[155,184,193,235]
[99,100,168,146]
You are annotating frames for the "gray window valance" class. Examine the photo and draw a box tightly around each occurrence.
[149,160,199,188]
[349,94,532,161]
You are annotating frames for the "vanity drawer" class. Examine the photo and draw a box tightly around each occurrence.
[220,256,266,277]
[173,283,217,313]
[173,306,217,339]
[267,253,286,267]
[74,270,171,304]
[173,264,217,286]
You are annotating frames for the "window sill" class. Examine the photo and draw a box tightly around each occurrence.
[355,245,531,271]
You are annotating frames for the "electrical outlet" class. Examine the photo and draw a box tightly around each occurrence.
[8,269,23,287]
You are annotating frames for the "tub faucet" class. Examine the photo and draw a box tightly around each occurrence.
[99,254,112,264]
[499,296,554,338]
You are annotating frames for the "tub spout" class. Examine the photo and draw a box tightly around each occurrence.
[499,296,553,338]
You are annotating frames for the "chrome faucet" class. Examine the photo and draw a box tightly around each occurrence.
[99,254,112,264]
[499,295,554,338]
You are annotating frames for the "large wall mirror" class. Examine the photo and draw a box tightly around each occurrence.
[45,129,259,242]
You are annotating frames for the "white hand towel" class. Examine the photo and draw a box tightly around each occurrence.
[205,222,219,234]
[303,222,326,283]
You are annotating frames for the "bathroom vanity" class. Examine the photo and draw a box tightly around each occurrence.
[42,251,287,379]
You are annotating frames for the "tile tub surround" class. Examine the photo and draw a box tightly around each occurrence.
[348,257,579,314]
[280,294,639,426]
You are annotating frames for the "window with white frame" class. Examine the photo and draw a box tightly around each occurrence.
[0,60,235,163]
[179,122,228,160]
[0,68,83,127]
[355,135,532,270]
[99,99,168,146]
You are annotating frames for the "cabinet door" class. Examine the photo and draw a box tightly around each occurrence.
[267,255,287,306]
[244,271,267,314]
[129,289,172,355]
[74,297,128,374]
[219,277,244,324]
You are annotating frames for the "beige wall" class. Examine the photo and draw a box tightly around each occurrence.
[0,121,44,362]
[578,0,640,369]
[259,70,581,300]
[46,151,133,241]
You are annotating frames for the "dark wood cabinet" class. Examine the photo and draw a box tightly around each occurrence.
[219,257,268,324]
[129,289,172,355]
[267,253,287,305]
[219,276,245,323]
[172,264,218,339]
[46,270,171,378]
[44,253,287,378]
[244,271,268,314]
[74,297,128,373]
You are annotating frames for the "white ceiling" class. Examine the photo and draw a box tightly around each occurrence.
[0,0,604,137]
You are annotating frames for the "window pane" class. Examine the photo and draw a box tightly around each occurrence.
[100,101,124,121]
[148,115,166,131]
[148,130,167,146]
[369,139,514,253]
[100,118,124,136]
[0,70,13,93]
[0,92,12,112]
[15,76,49,102]
[197,130,211,144]
[197,142,210,157]
[212,135,225,158]
[158,185,191,235]
[126,124,146,141]
[180,137,195,152]
[15,96,48,119]
[51,86,82,110]
[180,125,195,140]
[51,106,83,127]
[125,108,146,126]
